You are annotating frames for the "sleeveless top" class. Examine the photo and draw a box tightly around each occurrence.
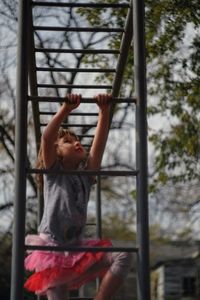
[38,161,94,244]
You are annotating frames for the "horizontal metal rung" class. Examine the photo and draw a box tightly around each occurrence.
[33,26,124,33]
[69,112,98,116]
[86,222,96,226]
[70,298,93,300]
[37,84,112,89]
[35,48,119,54]
[29,96,137,103]
[25,244,138,253]
[69,298,93,300]
[77,135,94,138]
[39,111,98,116]
[40,123,96,128]
[27,169,138,176]
[31,1,130,8]
[36,67,116,73]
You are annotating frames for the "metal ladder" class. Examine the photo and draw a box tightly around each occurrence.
[11,0,150,299]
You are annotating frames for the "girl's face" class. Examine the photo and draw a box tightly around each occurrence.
[56,134,87,168]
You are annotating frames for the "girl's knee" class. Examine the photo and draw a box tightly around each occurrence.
[110,252,133,278]
[113,251,133,264]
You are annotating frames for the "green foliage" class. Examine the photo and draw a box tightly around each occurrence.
[102,213,136,241]
[146,0,200,186]
[77,0,200,189]
[76,1,200,240]
[149,224,171,242]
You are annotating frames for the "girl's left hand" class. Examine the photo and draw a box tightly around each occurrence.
[64,94,81,112]
[94,94,112,112]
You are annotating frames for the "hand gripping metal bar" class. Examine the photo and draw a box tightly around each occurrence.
[28,96,137,104]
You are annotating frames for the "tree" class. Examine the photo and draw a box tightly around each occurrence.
[146,0,200,183]
[78,0,200,239]
[146,0,200,238]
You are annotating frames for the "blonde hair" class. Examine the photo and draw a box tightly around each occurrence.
[35,128,79,189]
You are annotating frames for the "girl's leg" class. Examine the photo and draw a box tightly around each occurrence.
[46,284,69,300]
[94,270,123,300]
[94,252,133,300]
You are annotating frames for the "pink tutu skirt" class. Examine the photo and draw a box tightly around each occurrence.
[24,234,112,295]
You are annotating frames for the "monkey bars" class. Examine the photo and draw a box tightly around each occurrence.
[11,1,150,299]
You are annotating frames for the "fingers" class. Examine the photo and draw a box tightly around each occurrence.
[94,93,112,106]
[66,93,81,105]
[64,94,81,112]
[64,93,112,112]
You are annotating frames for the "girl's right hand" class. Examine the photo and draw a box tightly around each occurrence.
[63,94,81,112]
[94,93,112,113]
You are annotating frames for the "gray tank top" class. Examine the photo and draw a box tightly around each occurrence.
[38,161,93,244]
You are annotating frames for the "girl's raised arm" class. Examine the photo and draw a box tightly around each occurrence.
[42,94,80,169]
[86,94,112,171]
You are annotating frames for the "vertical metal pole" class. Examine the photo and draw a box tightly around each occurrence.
[96,175,102,239]
[133,0,151,299]
[95,175,102,291]
[10,0,29,299]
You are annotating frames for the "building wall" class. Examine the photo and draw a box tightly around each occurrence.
[151,266,165,300]
[151,259,200,300]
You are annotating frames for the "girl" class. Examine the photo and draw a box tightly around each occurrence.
[24,94,132,300]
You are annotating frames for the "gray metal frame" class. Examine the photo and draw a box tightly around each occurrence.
[11,0,150,299]
[11,0,30,299]
[133,0,150,299]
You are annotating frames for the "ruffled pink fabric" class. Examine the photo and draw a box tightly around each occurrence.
[24,234,112,295]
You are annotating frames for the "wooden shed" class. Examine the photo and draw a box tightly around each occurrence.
[151,256,200,300]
